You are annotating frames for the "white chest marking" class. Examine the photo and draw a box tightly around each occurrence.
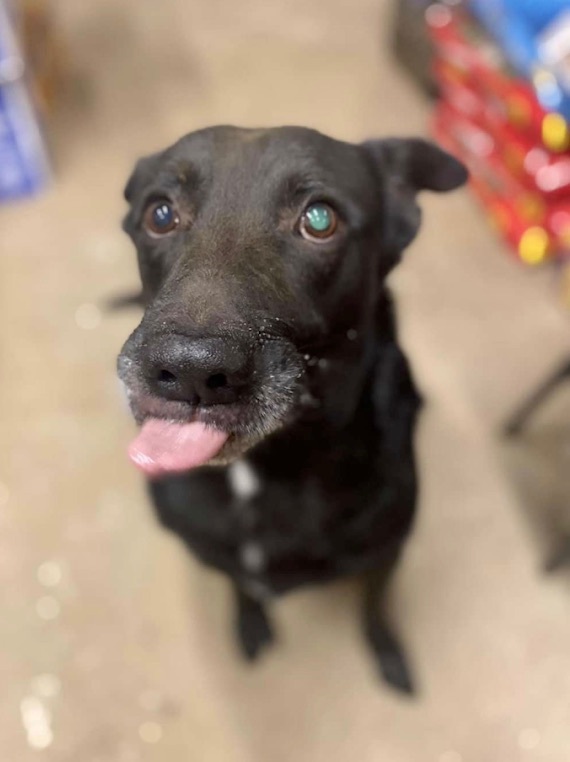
[228,459,261,501]
[240,541,266,573]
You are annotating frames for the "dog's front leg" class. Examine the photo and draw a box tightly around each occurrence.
[233,585,275,661]
[362,556,415,695]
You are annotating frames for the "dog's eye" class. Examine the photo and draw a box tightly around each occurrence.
[143,201,180,236]
[299,203,338,241]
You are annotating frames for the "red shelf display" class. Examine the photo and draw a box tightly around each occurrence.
[427,3,570,268]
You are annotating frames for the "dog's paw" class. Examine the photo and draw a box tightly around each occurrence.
[236,604,275,661]
[366,622,416,696]
[376,648,415,696]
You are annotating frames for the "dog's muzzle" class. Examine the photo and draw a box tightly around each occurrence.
[118,327,306,478]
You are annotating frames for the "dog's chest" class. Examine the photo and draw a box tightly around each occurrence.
[213,458,331,595]
[151,431,416,598]
[226,460,275,597]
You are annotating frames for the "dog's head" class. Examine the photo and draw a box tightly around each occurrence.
[118,126,466,477]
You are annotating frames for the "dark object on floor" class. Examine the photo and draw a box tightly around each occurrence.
[503,359,570,572]
[391,0,438,96]
[501,424,570,574]
[504,357,570,436]
[545,542,570,572]
[117,126,467,693]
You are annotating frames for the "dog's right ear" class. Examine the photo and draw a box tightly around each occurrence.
[362,137,468,261]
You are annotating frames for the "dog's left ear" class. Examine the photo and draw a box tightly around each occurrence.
[363,138,468,259]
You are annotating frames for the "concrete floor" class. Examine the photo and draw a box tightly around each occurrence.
[2,1,570,760]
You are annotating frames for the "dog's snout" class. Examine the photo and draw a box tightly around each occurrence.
[143,335,252,406]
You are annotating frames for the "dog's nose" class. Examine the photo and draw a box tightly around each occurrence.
[143,335,252,405]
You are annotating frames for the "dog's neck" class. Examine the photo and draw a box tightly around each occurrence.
[286,290,398,433]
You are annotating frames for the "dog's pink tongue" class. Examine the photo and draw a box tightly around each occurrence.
[128,419,228,477]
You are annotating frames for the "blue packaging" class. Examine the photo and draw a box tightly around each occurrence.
[0,0,50,202]
[469,0,570,120]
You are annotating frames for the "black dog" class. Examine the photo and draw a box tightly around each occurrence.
[118,126,466,693]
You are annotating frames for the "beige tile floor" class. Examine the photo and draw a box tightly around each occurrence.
[2,1,570,760]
